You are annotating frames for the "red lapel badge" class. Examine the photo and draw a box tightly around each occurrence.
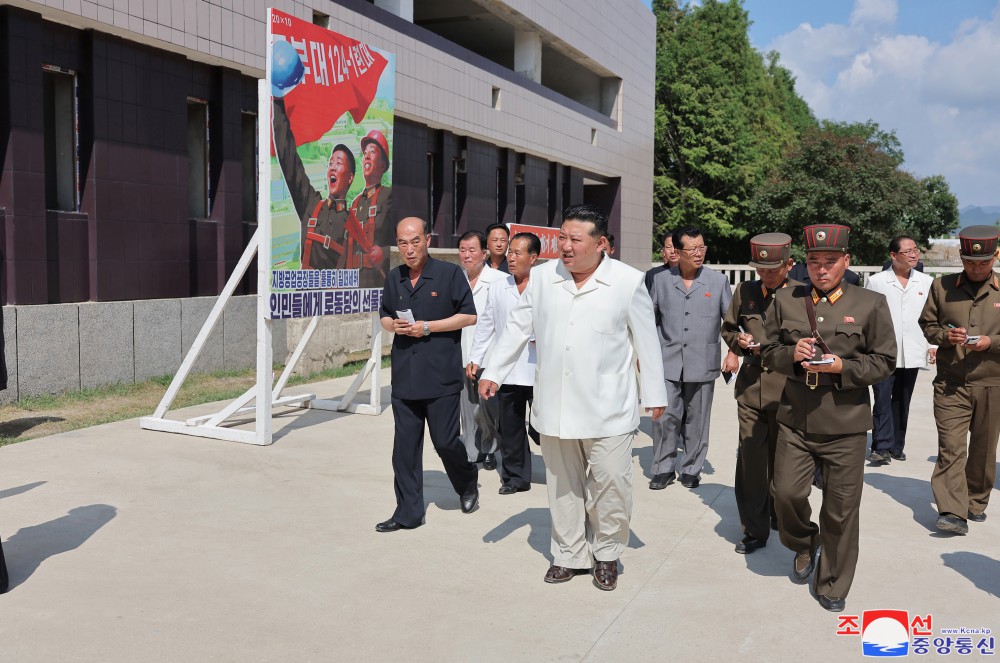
[844,316,855,323]
[431,291,439,297]
[704,292,712,297]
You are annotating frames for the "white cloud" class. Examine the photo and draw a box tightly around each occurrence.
[765,0,1000,206]
[849,0,898,27]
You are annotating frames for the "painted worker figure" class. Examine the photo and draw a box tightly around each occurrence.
[918,225,1000,535]
[272,98,354,270]
[349,129,395,287]
[761,224,896,613]
[721,233,800,554]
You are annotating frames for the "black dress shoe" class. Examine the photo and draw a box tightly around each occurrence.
[735,535,767,554]
[792,547,816,583]
[375,518,421,533]
[649,472,676,490]
[967,511,986,523]
[483,453,497,470]
[889,450,906,461]
[461,488,479,514]
[868,450,890,465]
[498,484,518,495]
[679,473,700,488]
[818,595,846,612]
[936,513,968,534]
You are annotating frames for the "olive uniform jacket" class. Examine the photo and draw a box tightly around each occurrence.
[761,283,897,435]
[721,279,802,411]
[918,272,1000,386]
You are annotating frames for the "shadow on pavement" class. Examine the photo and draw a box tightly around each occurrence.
[863,472,938,533]
[482,507,647,566]
[0,481,47,500]
[2,504,117,591]
[941,551,1000,599]
[0,417,65,438]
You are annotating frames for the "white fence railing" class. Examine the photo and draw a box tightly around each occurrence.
[668,264,966,287]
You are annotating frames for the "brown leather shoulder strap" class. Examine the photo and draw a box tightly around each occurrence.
[804,293,831,354]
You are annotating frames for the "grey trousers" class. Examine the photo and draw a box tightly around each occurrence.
[651,379,715,477]
[459,371,501,463]
[541,432,635,568]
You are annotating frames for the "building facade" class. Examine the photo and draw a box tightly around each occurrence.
[0,0,655,399]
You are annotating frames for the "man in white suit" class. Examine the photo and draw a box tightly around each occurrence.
[459,230,507,469]
[468,232,541,494]
[480,204,667,592]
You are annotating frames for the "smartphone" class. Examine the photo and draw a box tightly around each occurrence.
[807,357,835,365]
[747,342,760,349]
[965,335,981,345]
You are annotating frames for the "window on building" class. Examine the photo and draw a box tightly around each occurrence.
[427,152,436,236]
[42,66,78,212]
[452,152,466,237]
[242,112,257,222]
[187,98,209,219]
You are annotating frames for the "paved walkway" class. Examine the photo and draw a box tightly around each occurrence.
[0,368,996,661]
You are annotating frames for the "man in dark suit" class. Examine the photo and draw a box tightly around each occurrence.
[648,227,734,490]
[375,217,480,532]
[762,224,896,613]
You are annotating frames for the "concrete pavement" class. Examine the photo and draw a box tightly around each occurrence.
[0,368,997,661]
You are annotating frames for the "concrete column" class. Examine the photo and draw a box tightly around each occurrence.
[514,30,542,83]
[374,0,413,22]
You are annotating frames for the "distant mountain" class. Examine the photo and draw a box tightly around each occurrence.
[959,205,1000,228]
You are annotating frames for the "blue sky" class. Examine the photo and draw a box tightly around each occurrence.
[642,0,1000,207]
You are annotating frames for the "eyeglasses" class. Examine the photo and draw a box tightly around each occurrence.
[896,248,920,256]
[680,246,707,255]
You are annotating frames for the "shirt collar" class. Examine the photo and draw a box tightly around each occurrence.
[811,284,845,306]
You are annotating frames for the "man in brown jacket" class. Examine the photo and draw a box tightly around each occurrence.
[762,224,896,613]
[722,233,800,555]
[918,225,1000,535]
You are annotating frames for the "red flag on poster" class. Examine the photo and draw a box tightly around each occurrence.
[270,9,388,146]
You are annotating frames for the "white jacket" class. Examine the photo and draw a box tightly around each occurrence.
[469,275,536,386]
[482,256,668,439]
[865,267,934,369]
[461,264,507,364]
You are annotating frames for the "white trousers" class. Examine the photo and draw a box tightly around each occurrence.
[540,432,635,568]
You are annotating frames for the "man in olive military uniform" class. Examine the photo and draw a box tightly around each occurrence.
[762,224,896,613]
[349,129,395,288]
[721,233,800,555]
[918,225,1000,535]
[272,99,355,271]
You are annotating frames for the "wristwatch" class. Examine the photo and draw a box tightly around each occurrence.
[423,321,430,337]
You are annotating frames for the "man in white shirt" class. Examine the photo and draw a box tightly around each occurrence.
[467,232,540,494]
[459,230,508,469]
[479,204,667,592]
[865,235,935,464]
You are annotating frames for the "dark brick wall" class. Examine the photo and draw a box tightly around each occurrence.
[0,7,621,304]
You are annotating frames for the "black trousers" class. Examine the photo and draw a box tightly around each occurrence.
[391,393,479,527]
[871,367,919,454]
[496,385,534,490]
[1,537,8,593]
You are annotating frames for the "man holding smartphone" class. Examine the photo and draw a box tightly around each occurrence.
[761,224,896,613]
[918,225,1000,536]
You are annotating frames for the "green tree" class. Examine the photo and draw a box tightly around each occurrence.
[746,120,959,264]
[652,0,813,260]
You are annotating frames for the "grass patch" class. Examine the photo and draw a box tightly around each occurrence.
[0,356,391,448]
